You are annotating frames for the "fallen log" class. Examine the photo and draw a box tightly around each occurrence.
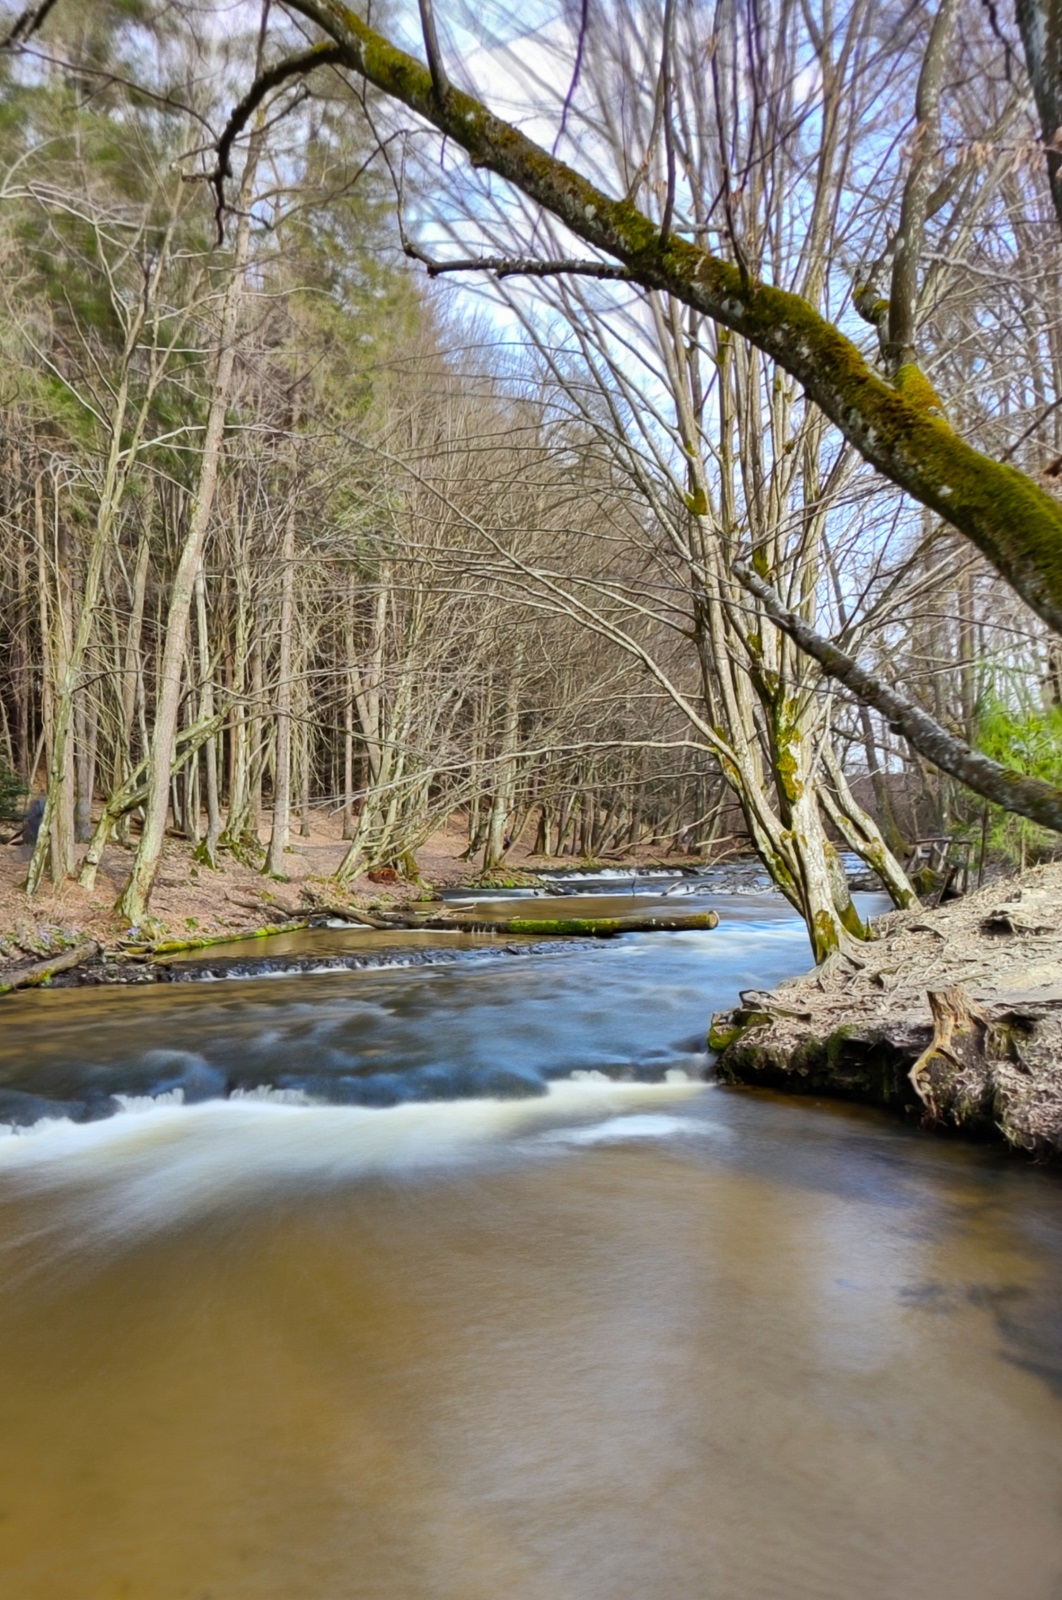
[305,907,395,930]
[310,907,721,935]
[0,940,100,996]
[127,920,310,958]
[130,908,720,960]
[392,911,721,936]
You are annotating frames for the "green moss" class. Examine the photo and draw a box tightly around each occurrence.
[824,1023,863,1070]
[912,864,938,896]
[772,698,805,805]
[893,362,947,418]
[708,1020,743,1053]
[713,1029,780,1082]
[147,920,307,955]
[467,868,544,889]
[762,849,797,895]
[775,746,802,802]
[856,841,916,907]
[812,908,839,959]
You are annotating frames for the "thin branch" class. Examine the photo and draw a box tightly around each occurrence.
[401,236,630,282]
[734,560,1062,834]
[417,0,450,105]
[658,0,678,245]
[554,0,589,154]
[209,42,343,243]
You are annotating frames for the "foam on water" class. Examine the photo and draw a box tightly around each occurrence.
[539,1112,713,1145]
[113,1088,187,1113]
[0,1078,706,1254]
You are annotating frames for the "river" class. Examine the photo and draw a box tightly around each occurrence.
[0,883,1059,1598]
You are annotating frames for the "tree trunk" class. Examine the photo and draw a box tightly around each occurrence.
[116,120,263,922]
[264,499,297,877]
[194,565,222,865]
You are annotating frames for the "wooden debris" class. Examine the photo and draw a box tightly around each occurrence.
[0,940,100,996]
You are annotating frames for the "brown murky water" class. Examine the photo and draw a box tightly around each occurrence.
[0,908,1059,1597]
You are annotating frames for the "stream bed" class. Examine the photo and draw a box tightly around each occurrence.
[0,888,1060,1597]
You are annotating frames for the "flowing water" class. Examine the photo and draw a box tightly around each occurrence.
[0,890,1060,1598]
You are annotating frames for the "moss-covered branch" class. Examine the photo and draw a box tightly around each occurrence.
[281,0,1062,636]
[734,559,1062,833]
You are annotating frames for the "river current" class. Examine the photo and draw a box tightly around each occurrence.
[0,883,1059,1597]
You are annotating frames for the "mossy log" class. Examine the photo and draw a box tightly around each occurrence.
[318,908,719,936]
[129,920,310,958]
[0,940,100,996]
[399,911,720,937]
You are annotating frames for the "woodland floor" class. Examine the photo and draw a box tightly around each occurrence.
[0,810,693,959]
[711,862,1062,1159]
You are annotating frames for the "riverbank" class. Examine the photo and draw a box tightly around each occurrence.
[710,862,1062,1160]
[0,814,496,960]
[0,813,718,983]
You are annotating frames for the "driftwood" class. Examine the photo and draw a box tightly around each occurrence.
[0,940,100,996]
[305,907,395,930]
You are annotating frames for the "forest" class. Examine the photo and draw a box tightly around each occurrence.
[5,7,1062,1595]
[0,0,1061,958]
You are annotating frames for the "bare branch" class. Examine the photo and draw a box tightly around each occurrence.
[554,0,589,153]
[209,42,343,243]
[417,0,451,105]
[733,560,1062,834]
[278,0,1062,639]
[401,236,630,282]
[886,0,960,375]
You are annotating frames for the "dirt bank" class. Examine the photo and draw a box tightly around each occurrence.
[0,813,494,958]
[0,812,709,983]
[710,863,1062,1159]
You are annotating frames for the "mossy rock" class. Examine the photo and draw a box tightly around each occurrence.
[466,868,545,889]
[717,1020,923,1110]
[707,1021,744,1054]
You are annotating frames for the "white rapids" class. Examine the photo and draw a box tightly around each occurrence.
[0,1077,707,1249]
